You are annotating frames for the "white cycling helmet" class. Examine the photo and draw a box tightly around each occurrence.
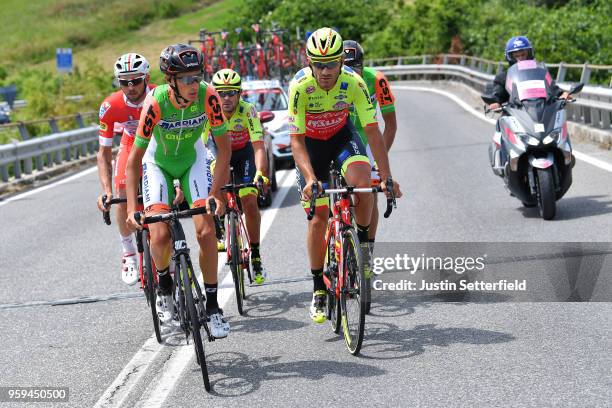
[114,53,150,78]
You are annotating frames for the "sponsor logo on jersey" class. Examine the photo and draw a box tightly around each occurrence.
[289,124,300,132]
[306,86,316,94]
[99,101,111,119]
[99,122,108,131]
[333,101,349,110]
[158,113,206,131]
[292,91,300,114]
[340,82,348,90]
[335,95,346,100]
[234,124,244,131]
[306,111,346,130]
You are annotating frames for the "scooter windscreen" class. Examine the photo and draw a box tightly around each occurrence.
[505,60,555,105]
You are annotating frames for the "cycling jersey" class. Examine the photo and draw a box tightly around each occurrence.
[134,82,226,208]
[349,67,395,146]
[202,99,263,151]
[288,66,377,140]
[98,85,156,147]
[99,84,156,191]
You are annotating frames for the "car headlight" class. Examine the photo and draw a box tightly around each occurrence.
[543,131,560,145]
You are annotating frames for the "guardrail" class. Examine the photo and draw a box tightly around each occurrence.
[372,57,612,131]
[367,54,612,87]
[0,111,97,141]
[0,126,99,183]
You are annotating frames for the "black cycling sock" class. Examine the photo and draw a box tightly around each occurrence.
[368,238,375,244]
[205,283,219,312]
[312,268,325,292]
[251,243,260,260]
[157,267,172,294]
[356,224,370,244]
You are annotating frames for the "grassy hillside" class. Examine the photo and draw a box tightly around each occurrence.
[0,0,238,141]
[1,0,239,82]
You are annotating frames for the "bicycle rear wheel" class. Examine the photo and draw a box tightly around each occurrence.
[340,228,366,355]
[142,229,162,343]
[180,255,210,391]
[228,212,245,315]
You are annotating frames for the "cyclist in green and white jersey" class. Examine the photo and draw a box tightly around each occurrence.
[126,44,232,338]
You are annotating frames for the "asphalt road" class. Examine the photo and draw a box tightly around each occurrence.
[1,88,611,408]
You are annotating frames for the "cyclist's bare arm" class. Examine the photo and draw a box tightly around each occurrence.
[252,141,268,176]
[126,145,145,229]
[364,125,402,198]
[96,145,113,211]
[290,135,318,199]
[381,111,397,151]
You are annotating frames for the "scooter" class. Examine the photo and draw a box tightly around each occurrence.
[482,60,583,220]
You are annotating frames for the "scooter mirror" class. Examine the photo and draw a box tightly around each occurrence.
[569,82,584,95]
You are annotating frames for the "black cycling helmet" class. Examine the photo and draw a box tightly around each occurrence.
[343,40,364,68]
[159,44,203,75]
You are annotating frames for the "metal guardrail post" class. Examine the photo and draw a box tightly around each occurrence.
[556,63,567,82]
[75,113,85,128]
[49,118,59,134]
[580,64,591,85]
[1,165,8,182]
[13,145,21,179]
[397,57,403,65]
[18,123,30,140]
[460,56,466,66]
[422,55,428,64]
[36,155,44,171]
[486,62,493,74]
[443,55,448,65]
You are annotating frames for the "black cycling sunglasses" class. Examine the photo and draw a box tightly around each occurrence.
[177,74,204,85]
[218,90,240,98]
[312,60,341,70]
[118,76,145,87]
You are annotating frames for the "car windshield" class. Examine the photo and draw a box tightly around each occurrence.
[242,89,287,111]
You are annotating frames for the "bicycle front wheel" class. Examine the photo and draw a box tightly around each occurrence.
[142,229,162,343]
[340,228,366,355]
[228,212,244,315]
[180,255,210,391]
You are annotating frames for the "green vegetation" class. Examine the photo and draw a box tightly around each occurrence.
[0,0,610,140]
[0,0,238,135]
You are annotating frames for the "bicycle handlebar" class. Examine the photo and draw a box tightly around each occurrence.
[101,195,142,225]
[305,179,397,220]
[134,198,216,225]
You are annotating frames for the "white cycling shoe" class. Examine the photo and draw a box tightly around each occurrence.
[121,253,139,285]
[208,309,230,338]
[156,292,174,324]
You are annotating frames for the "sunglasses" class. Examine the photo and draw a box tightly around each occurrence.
[218,90,239,98]
[176,74,204,85]
[118,76,145,87]
[312,60,341,70]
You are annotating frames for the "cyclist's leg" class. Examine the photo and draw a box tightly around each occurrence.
[365,143,381,250]
[335,122,372,271]
[142,161,175,321]
[187,141,230,337]
[234,145,265,283]
[300,136,333,323]
[114,142,140,284]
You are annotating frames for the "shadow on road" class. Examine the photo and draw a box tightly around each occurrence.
[198,351,386,397]
[517,195,612,220]
[359,321,515,360]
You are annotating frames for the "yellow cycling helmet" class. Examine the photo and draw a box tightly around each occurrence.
[211,68,241,91]
[306,27,343,62]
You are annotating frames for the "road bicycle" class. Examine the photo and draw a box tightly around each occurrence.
[134,200,219,391]
[307,169,396,355]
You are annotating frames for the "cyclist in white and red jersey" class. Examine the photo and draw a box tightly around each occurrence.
[96,53,156,285]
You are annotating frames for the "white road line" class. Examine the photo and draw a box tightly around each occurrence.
[94,169,295,408]
[394,85,612,174]
[0,166,98,207]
